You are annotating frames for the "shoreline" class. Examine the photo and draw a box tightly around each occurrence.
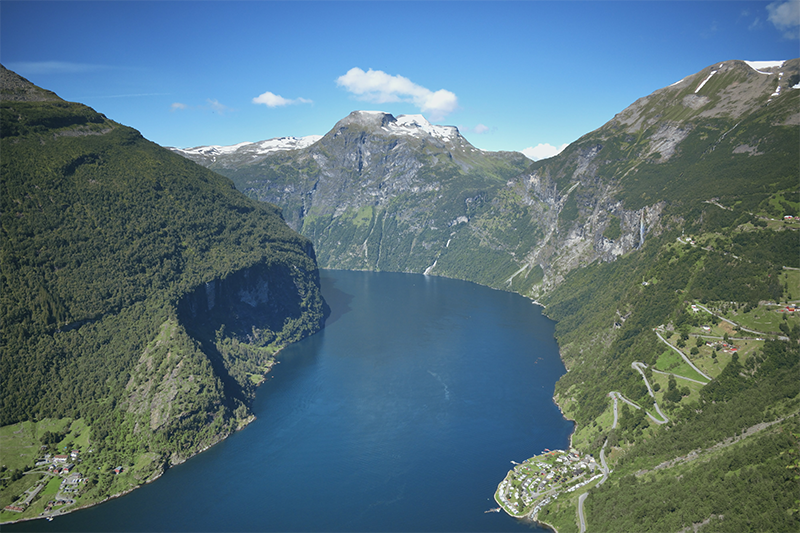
[5,280,576,529]
[0,345,289,527]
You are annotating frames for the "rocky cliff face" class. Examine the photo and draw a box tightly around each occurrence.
[124,259,326,450]
[178,259,324,348]
[513,59,799,296]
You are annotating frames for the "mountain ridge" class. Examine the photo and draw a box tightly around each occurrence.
[0,65,327,522]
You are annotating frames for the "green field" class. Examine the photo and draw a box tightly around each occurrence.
[653,348,708,382]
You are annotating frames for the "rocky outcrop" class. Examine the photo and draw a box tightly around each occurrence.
[123,258,327,454]
[0,64,62,102]
[178,261,324,344]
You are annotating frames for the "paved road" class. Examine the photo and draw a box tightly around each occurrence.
[578,439,611,533]
[578,492,588,533]
[632,362,655,397]
[598,440,610,486]
[631,362,668,424]
[694,303,789,341]
[608,392,618,429]
[650,368,708,385]
[654,330,712,381]
[609,391,640,411]
[609,391,667,425]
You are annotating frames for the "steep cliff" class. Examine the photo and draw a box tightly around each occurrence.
[0,65,327,515]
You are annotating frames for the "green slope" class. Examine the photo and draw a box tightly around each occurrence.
[0,66,326,521]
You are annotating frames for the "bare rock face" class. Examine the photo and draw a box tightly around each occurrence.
[0,64,62,102]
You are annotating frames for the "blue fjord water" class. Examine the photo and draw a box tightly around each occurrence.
[11,270,573,532]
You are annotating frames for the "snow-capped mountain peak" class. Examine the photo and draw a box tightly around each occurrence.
[387,114,460,142]
[170,135,322,163]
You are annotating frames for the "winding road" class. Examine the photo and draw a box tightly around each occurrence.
[609,392,618,429]
[693,303,789,341]
[631,362,669,424]
[578,439,611,533]
[654,330,712,381]
[572,304,787,532]
[650,367,707,385]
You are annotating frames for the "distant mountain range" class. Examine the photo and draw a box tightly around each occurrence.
[171,134,323,167]
[173,59,799,297]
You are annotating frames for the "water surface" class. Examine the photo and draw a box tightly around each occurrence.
[10,270,573,532]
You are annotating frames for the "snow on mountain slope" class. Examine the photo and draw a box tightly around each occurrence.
[387,114,459,142]
[743,60,786,73]
[171,135,322,162]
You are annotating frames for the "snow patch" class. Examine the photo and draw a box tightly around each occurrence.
[251,135,323,154]
[695,71,717,94]
[385,114,459,142]
[743,60,786,73]
[768,70,786,102]
[177,142,252,157]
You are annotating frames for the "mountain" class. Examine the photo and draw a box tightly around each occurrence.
[522,59,800,532]
[0,65,326,521]
[170,134,323,168]
[180,60,799,299]
[175,59,800,532]
[182,110,537,289]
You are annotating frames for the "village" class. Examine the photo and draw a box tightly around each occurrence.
[494,448,601,518]
[2,446,125,519]
[3,448,85,517]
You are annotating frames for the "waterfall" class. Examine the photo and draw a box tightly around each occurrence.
[638,209,646,249]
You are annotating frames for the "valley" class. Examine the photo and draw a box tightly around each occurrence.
[2,55,799,532]
[169,57,799,532]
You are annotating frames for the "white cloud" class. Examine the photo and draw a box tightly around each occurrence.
[252,91,312,107]
[336,67,458,121]
[521,143,568,161]
[767,0,800,39]
[168,99,233,114]
[473,124,490,134]
[206,99,232,114]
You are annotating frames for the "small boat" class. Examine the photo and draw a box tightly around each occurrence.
[485,507,501,513]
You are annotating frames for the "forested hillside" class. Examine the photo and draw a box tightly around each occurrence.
[528,61,800,532]
[0,66,326,522]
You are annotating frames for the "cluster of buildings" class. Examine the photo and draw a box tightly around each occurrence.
[41,450,80,476]
[705,340,738,353]
[3,450,85,514]
[496,449,599,517]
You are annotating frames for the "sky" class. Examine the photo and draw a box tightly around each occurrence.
[2,1,799,160]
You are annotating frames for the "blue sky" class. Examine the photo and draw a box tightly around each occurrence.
[2,1,799,159]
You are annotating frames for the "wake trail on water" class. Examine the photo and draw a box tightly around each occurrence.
[428,370,451,400]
